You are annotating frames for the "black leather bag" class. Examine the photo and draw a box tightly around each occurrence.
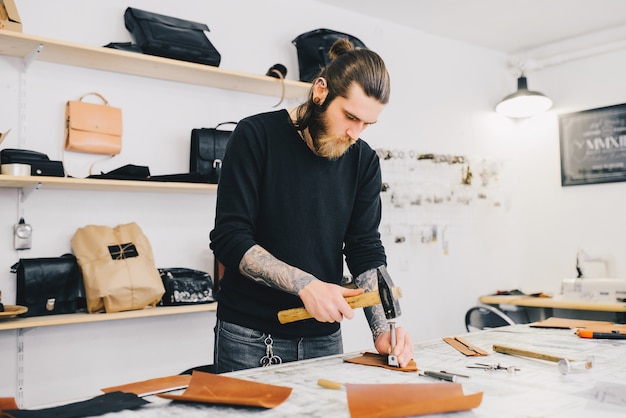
[189,122,236,184]
[124,7,221,67]
[158,268,214,306]
[11,254,85,317]
[0,148,65,177]
[292,28,367,82]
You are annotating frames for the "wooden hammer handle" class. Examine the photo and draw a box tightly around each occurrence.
[278,290,383,324]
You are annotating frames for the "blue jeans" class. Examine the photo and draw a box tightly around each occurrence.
[213,320,343,373]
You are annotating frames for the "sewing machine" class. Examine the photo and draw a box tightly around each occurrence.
[560,278,626,303]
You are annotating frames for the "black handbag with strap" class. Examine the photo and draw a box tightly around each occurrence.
[11,254,85,317]
[189,122,237,184]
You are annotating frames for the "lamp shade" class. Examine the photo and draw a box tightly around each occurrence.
[495,76,552,118]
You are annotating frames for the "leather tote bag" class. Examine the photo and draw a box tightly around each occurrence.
[71,222,165,313]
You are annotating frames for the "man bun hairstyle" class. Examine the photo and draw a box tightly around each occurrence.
[294,38,390,130]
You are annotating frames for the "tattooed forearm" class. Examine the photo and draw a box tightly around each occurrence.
[239,245,316,294]
[365,304,388,341]
[355,265,389,341]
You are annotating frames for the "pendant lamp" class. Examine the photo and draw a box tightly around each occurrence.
[495,75,552,118]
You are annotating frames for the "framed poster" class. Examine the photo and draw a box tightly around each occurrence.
[559,103,626,186]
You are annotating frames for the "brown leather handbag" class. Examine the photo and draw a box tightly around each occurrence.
[65,92,122,155]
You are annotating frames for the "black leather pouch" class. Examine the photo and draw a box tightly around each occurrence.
[292,28,367,82]
[0,148,65,177]
[158,268,214,306]
[11,254,85,317]
[189,122,236,184]
[124,7,221,67]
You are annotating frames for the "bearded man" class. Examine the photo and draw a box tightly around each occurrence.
[209,38,413,373]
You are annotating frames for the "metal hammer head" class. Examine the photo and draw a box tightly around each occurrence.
[376,266,402,319]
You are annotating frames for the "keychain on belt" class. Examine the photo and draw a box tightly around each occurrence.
[260,335,282,367]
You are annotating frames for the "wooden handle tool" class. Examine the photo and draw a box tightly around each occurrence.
[492,344,572,363]
[317,378,343,390]
[277,287,402,324]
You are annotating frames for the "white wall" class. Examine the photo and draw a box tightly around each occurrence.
[1,0,624,408]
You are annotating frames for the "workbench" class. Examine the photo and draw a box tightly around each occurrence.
[29,323,626,417]
[480,294,626,323]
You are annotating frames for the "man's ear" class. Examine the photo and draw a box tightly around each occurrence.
[313,77,328,104]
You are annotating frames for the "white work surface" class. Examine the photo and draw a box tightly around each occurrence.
[44,325,626,417]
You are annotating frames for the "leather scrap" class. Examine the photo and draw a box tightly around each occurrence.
[530,317,617,330]
[344,352,419,372]
[443,337,488,356]
[0,398,19,413]
[101,374,191,397]
[157,371,292,409]
[346,382,483,418]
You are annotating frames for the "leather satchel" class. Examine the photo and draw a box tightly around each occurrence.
[65,92,123,155]
[124,7,221,67]
[71,222,165,313]
[292,28,367,82]
[190,122,237,184]
[11,254,85,317]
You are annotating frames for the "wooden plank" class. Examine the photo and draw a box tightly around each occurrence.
[0,304,217,331]
[479,295,626,312]
[0,30,310,99]
[0,175,217,194]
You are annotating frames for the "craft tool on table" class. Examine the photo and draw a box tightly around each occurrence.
[388,321,399,367]
[467,363,520,373]
[421,371,465,382]
[317,378,344,390]
[576,329,626,339]
[492,344,593,375]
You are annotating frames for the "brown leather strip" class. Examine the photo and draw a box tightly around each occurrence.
[443,337,488,356]
[344,352,419,372]
[101,374,191,397]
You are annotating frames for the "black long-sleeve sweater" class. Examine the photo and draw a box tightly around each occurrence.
[209,109,386,337]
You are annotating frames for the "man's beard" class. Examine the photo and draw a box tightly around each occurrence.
[308,111,356,160]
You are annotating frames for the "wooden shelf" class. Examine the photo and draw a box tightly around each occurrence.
[0,30,310,99]
[0,175,217,193]
[0,304,217,331]
[479,295,626,312]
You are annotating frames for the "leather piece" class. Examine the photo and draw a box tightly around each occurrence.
[0,398,18,413]
[346,382,483,418]
[531,317,617,329]
[157,371,292,409]
[101,374,191,397]
[443,336,489,356]
[344,352,419,372]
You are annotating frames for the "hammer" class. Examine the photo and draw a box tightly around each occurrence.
[277,266,402,365]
